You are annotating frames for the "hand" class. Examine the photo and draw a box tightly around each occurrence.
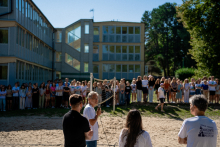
[88,129,93,138]
[97,108,101,116]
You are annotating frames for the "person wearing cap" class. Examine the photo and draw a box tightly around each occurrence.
[63,94,93,147]
[155,83,165,112]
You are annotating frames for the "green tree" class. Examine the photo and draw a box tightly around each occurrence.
[141,2,196,77]
[177,0,220,77]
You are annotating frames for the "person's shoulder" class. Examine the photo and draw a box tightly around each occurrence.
[63,111,71,119]
[141,130,151,140]
[84,104,93,111]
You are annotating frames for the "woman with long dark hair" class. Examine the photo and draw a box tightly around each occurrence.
[119,109,152,147]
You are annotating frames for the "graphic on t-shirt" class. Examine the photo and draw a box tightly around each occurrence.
[198,125,214,137]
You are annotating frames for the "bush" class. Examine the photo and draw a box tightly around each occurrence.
[175,68,195,81]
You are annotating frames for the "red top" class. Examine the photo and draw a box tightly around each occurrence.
[46,89,50,94]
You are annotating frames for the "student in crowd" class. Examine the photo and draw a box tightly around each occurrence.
[180,81,184,102]
[170,78,178,103]
[131,80,137,102]
[19,84,26,110]
[189,78,196,85]
[50,82,56,108]
[101,82,106,106]
[0,86,7,111]
[195,80,202,95]
[208,76,217,104]
[215,79,220,104]
[148,76,155,103]
[55,82,63,108]
[202,80,209,100]
[81,81,87,106]
[160,77,165,83]
[189,82,196,97]
[125,81,131,105]
[32,83,39,109]
[168,78,172,101]
[45,84,51,108]
[83,91,102,147]
[105,81,111,107]
[63,94,93,147]
[119,109,152,147]
[75,82,81,95]
[184,79,190,103]
[62,82,70,109]
[178,95,218,147]
[119,79,125,105]
[39,83,46,109]
[136,76,142,102]
[155,78,160,100]
[25,86,32,109]
[96,82,103,105]
[155,83,165,112]
[164,79,170,103]
[69,80,75,95]
[12,82,20,110]
[116,80,120,104]
[63,78,70,86]
[176,80,183,103]
[142,75,148,103]
[6,85,13,111]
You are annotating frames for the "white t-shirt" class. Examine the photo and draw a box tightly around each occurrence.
[111,85,118,92]
[81,86,87,96]
[178,116,218,147]
[158,87,165,98]
[0,91,7,99]
[119,129,152,147]
[55,85,63,96]
[208,80,217,91]
[131,84,136,90]
[195,84,202,89]
[83,104,99,141]
[69,85,75,93]
[142,80,148,88]
[12,86,20,97]
[75,86,81,91]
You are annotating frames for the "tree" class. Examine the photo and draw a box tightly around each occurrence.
[141,2,196,77]
[177,0,220,77]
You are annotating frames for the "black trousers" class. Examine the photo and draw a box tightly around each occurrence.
[13,96,19,110]
[32,94,39,108]
[56,96,62,108]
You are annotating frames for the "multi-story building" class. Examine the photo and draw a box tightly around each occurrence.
[0,0,145,85]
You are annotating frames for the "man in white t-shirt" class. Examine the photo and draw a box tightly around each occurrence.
[208,76,217,103]
[155,83,165,112]
[83,91,101,147]
[178,95,218,147]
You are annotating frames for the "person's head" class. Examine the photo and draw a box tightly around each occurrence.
[69,94,83,110]
[94,82,97,87]
[7,84,12,90]
[132,80,136,84]
[29,82,32,86]
[137,76,141,81]
[15,82,18,87]
[21,84,25,89]
[184,79,189,84]
[161,77,165,82]
[189,95,208,116]
[196,80,200,84]
[46,84,50,89]
[133,78,136,81]
[120,79,124,83]
[82,81,85,86]
[143,75,147,80]
[155,78,160,84]
[123,109,143,147]
[36,83,38,87]
[33,83,36,88]
[180,80,183,85]
[88,91,98,107]
[164,79,168,84]
[17,82,20,86]
[40,83,44,88]
[204,80,207,85]
[116,80,119,85]
[211,76,214,81]
[58,81,62,86]
[28,86,32,90]
[97,82,101,87]
[215,78,219,85]
[150,76,154,81]
[209,76,211,80]
[191,78,195,83]
[171,77,176,83]
[126,81,130,86]
[203,76,207,81]
[1,86,5,91]
[160,83,164,88]
[47,80,50,84]
[65,78,69,83]
[104,80,107,85]
[76,81,80,86]
[52,82,56,87]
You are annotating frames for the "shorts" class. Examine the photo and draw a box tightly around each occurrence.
[63,95,69,101]
[159,98,165,103]
[142,87,148,94]
[210,91,215,96]
[190,92,195,95]
[132,90,136,93]
[6,97,13,101]
[171,88,177,92]
[51,91,56,97]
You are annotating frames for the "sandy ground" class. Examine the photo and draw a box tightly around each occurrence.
[0,115,219,147]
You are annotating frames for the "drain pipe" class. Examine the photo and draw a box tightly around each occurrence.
[0,0,13,17]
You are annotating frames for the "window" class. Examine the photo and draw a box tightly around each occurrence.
[85,22,89,34]
[0,65,7,79]
[103,64,108,72]
[19,0,21,11]
[0,0,8,7]
[65,53,73,66]
[122,65,127,72]
[84,44,89,53]
[135,65,140,72]
[129,27,134,34]
[129,65,134,72]
[116,65,121,72]
[103,26,108,34]
[93,65,99,73]
[122,27,127,34]
[102,45,109,53]
[22,0,24,14]
[66,23,81,51]
[122,46,127,53]
[103,35,108,42]
[129,46,134,53]
[109,46,114,53]
[65,53,80,71]
[116,46,121,53]
[109,26,115,34]
[25,1,27,17]
[0,29,8,43]
[109,64,115,72]
[84,63,88,72]
[93,45,99,53]
[116,27,121,34]
[56,52,62,62]
[16,0,18,8]
[135,27,140,34]
[93,27,99,35]
[56,30,62,42]
[135,46,140,53]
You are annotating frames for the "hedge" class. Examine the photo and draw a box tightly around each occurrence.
[175,68,195,81]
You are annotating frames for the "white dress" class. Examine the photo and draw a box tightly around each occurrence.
[184,83,190,103]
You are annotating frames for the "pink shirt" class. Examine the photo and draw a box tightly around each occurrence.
[50,87,56,91]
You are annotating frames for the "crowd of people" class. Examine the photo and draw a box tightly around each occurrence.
[0,75,219,111]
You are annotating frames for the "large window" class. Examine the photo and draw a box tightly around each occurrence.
[93,26,99,42]
[0,65,7,79]
[0,29,8,43]
[85,22,89,34]
[56,30,62,42]
[0,0,8,7]
[93,45,99,61]
[84,63,88,72]
[65,53,80,71]
[56,52,62,62]
[66,23,81,52]
[84,44,89,53]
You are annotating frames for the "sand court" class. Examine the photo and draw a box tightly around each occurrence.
[0,115,219,147]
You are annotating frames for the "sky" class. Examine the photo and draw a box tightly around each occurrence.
[33,0,183,28]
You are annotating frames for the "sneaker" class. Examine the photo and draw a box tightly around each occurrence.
[106,105,110,108]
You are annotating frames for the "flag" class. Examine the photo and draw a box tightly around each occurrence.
[90,9,94,12]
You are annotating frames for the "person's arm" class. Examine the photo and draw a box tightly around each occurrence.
[178,137,187,144]
[84,129,93,140]
[178,120,187,144]
[87,108,101,126]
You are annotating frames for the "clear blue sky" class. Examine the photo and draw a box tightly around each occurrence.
[33,0,183,28]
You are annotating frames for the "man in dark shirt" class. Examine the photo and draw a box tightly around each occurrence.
[63,94,93,147]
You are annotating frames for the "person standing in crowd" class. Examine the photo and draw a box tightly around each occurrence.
[39,83,46,109]
[178,95,218,147]
[19,84,26,110]
[63,82,70,109]
[148,76,155,103]
[202,80,209,100]
[168,78,172,101]
[155,83,165,112]
[32,83,39,109]
[180,81,184,102]
[45,84,51,108]
[96,82,103,105]
[63,94,93,147]
[69,80,75,95]
[136,76,142,102]
[6,85,13,111]
[25,86,32,109]
[170,78,178,103]
[189,82,196,97]
[160,77,165,83]
[164,79,170,103]
[83,91,102,147]
[131,80,137,102]
[12,82,20,110]
[111,81,118,105]
[0,86,7,111]
[142,75,148,103]
[119,109,152,147]
[105,81,111,107]
[215,79,220,104]
[125,81,131,105]
[184,79,190,103]
[119,79,125,105]
[189,78,196,85]
[86,82,91,104]
[81,81,87,106]
[208,76,217,104]
[176,80,183,103]
[195,80,202,95]
[75,82,81,95]
[50,82,56,108]
[55,82,63,108]
[64,78,70,86]
[155,78,160,100]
